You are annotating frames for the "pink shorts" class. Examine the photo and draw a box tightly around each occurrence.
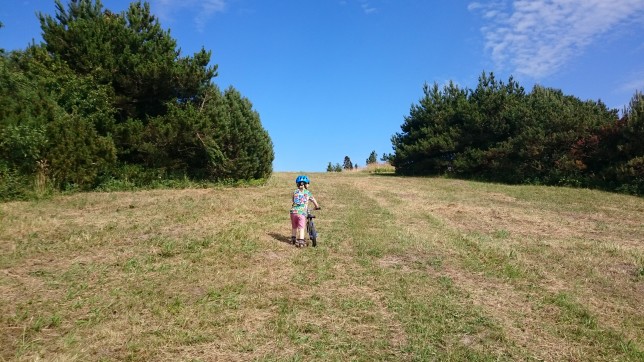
[290,213,306,229]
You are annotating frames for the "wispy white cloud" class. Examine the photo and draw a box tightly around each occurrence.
[362,4,377,14]
[358,0,377,15]
[338,0,378,15]
[619,70,644,93]
[153,0,227,31]
[469,0,644,79]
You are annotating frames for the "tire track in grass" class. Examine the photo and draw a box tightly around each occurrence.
[357,175,643,361]
[259,173,411,361]
[320,175,516,361]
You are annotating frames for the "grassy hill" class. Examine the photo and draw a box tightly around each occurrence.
[1,172,643,361]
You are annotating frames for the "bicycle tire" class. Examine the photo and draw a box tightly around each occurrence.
[308,219,317,247]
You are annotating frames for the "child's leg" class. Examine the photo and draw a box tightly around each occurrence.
[296,228,305,247]
[290,214,298,243]
[295,214,306,246]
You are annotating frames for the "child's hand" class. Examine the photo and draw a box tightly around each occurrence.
[315,206,321,210]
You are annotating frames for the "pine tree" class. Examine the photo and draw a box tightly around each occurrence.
[380,153,393,163]
[219,87,274,179]
[343,156,353,170]
[39,0,217,122]
[31,0,273,184]
[366,150,377,165]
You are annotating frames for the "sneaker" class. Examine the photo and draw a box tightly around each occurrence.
[290,236,296,245]
[296,239,305,247]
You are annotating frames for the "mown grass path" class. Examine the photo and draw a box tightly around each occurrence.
[1,172,643,361]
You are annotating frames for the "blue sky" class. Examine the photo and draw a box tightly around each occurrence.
[2,0,644,172]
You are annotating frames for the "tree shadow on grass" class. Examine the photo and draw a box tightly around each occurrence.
[369,172,397,177]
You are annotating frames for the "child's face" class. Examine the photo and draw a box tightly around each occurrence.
[298,182,305,189]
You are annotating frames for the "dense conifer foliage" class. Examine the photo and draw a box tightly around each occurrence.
[392,72,643,194]
[0,0,273,199]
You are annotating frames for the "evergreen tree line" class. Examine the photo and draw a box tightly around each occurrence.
[366,150,393,165]
[391,72,644,194]
[326,151,393,172]
[0,0,274,200]
[326,156,356,172]
[326,162,343,172]
[326,156,358,172]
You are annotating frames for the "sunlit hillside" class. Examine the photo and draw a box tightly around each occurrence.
[1,172,642,361]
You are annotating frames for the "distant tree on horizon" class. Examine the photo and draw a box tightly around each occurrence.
[343,156,353,170]
[326,162,342,172]
[366,150,377,165]
[380,153,393,163]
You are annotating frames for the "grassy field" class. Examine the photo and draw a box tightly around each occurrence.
[1,172,643,361]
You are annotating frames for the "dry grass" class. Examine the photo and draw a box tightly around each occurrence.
[349,162,395,174]
[1,172,642,361]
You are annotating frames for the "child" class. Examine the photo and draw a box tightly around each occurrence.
[290,175,320,247]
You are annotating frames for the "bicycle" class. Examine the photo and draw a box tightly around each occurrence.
[306,208,320,247]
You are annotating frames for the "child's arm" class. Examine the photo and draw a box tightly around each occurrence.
[309,195,320,209]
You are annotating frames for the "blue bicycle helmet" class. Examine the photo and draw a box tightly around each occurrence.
[295,175,310,185]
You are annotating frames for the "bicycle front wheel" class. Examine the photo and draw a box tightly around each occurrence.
[308,219,317,247]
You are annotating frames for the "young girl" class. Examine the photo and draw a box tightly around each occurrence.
[290,175,320,247]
